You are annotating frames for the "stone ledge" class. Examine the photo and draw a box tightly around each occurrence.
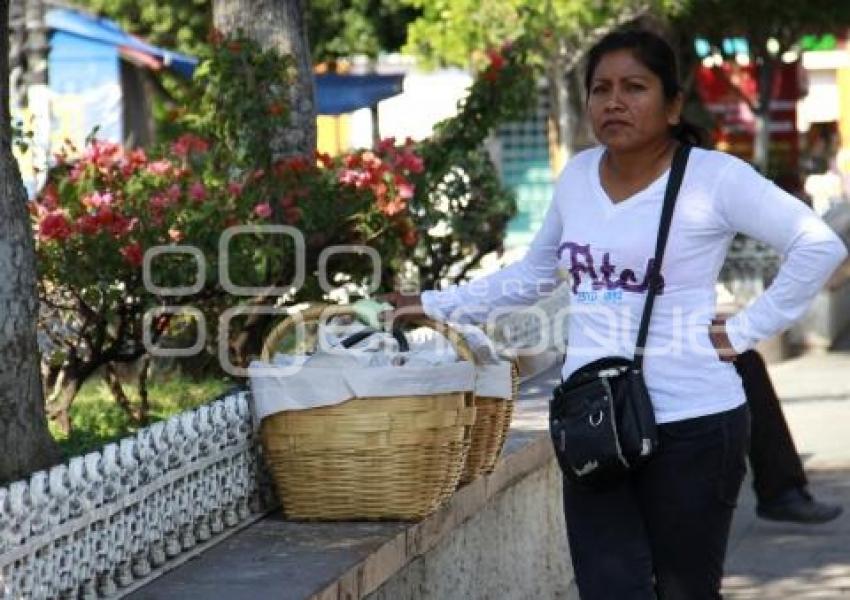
[128,365,560,600]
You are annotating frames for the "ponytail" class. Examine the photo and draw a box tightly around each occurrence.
[671,118,708,148]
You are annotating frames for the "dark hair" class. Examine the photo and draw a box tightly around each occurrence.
[584,29,707,148]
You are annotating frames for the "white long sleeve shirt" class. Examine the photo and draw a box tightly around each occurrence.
[422,146,848,423]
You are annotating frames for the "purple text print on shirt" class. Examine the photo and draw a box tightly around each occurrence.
[557,241,664,295]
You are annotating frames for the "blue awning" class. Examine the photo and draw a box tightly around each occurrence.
[45,8,198,78]
[45,8,405,114]
[315,74,405,116]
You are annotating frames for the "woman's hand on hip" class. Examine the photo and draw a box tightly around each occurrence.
[709,316,738,362]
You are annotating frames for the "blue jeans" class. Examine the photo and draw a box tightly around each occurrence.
[562,403,750,599]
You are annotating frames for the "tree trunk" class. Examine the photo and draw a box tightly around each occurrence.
[0,0,59,484]
[137,355,151,425]
[104,363,137,423]
[546,59,573,176]
[212,0,316,157]
[752,55,777,174]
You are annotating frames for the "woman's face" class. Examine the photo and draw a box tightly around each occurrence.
[587,49,682,152]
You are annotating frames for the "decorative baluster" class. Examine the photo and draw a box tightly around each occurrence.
[28,473,52,597]
[9,483,34,599]
[193,406,213,543]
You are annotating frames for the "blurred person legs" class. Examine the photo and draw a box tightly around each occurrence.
[734,349,843,524]
[563,404,749,600]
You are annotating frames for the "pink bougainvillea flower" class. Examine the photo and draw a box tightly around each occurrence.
[227,181,244,198]
[189,181,207,202]
[377,137,397,154]
[120,242,144,267]
[84,140,123,170]
[166,184,182,202]
[171,133,210,158]
[39,211,73,241]
[253,202,273,219]
[147,160,173,176]
[82,191,114,210]
[338,169,360,186]
[377,196,407,216]
[398,152,424,174]
[397,181,414,200]
[121,148,148,176]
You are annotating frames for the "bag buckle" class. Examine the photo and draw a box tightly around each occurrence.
[589,411,604,427]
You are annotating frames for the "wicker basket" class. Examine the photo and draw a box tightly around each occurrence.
[458,361,519,485]
[258,304,476,521]
[395,315,519,486]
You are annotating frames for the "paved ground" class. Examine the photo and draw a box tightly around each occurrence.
[723,350,850,599]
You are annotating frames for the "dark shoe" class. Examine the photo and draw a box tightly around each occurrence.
[757,488,843,524]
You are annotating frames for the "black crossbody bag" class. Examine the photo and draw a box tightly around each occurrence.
[549,144,691,491]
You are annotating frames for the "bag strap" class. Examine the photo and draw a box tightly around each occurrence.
[633,143,691,369]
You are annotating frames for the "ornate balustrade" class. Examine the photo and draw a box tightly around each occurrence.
[0,391,275,599]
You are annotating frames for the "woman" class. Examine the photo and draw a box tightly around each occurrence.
[387,29,847,598]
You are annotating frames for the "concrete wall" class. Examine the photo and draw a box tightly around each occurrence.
[367,460,578,600]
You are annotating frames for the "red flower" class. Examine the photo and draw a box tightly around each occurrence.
[207,28,225,46]
[377,137,397,153]
[83,140,123,171]
[267,102,284,116]
[76,214,100,235]
[487,49,506,71]
[343,154,362,169]
[120,242,144,267]
[189,181,207,202]
[284,207,302,224]
[402,228,418,247]
[171,134,210,158]
[227,181,244,198]
[40,184,60,210]
[39,211,73,241]
[398,152,424,174]
[315,151,334,169]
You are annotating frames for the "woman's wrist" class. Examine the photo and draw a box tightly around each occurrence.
[710,316,739,362]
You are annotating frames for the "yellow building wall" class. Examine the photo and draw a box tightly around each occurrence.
[837,65,850,175]
[316,114,351,157]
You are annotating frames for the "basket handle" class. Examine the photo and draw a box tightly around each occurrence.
[341,328,410,352]
[260,303,358,362]
[392,315,476,364]
[261,304,476,364]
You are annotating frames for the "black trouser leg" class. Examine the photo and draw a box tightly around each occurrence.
[562,404,750,600]
[734,349,807,503]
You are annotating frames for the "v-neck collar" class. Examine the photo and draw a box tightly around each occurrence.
[591,147,671,213]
